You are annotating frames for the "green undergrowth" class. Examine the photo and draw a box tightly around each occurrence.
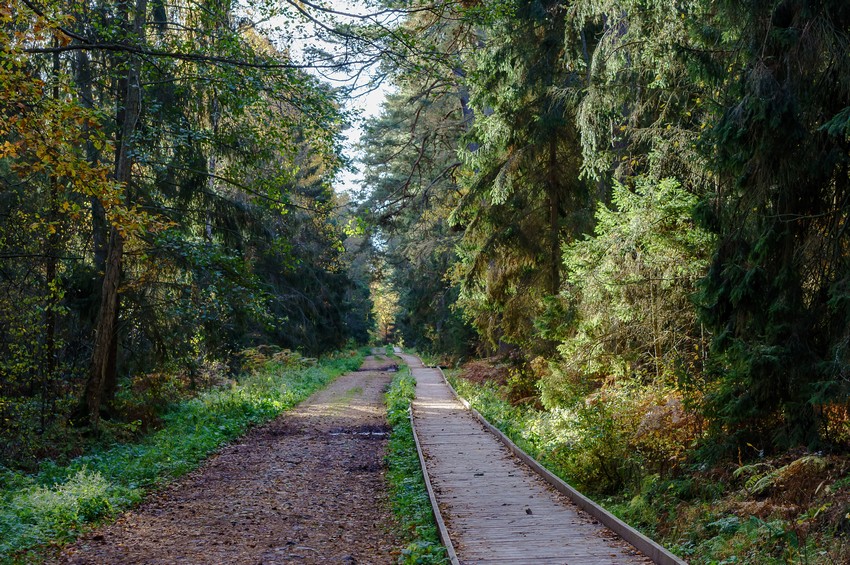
[385,362,448,564]
[0,349,365,564]
[446,370,850,564]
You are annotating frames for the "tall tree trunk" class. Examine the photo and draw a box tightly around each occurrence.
[547,137,561,296]
[84,0,146,427]
[86,227,123,426]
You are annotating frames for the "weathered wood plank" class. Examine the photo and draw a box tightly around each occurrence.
[399,352,661,565]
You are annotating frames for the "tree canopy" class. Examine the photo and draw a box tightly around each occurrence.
[359,0,850,460]
[3,0,850,477]
[0,0,370,460]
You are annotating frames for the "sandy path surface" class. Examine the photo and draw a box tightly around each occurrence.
[56,355,402,564]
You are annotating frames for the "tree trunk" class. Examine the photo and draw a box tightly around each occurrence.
[86,227,123,426]
[547,137,561,296]
[84,0,146,427]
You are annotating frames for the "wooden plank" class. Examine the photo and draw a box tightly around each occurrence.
[400,352,655,565]
[408,406,461,565]
[435,366,687,565]
[396,350,687,565]
[466,557,641,565]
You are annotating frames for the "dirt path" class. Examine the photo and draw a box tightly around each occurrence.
[56,355,402,564]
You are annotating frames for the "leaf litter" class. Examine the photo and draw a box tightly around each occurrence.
[55,356,404,564]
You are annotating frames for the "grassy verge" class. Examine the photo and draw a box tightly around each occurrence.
[0,349,365,564]
[445,370,850,564]
[384,363,448,564]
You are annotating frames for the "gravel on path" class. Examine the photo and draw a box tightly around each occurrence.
[56,355,403,565]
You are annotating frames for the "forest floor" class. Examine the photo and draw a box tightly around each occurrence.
[52,355,403,564]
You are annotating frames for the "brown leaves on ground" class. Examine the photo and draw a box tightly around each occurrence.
[460,358,510,386]
[54,356,403,564]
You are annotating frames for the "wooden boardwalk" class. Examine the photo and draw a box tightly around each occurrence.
[398,352,658,565]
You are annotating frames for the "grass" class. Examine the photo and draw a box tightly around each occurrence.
[384,362,448,564]
[0,349,365,564]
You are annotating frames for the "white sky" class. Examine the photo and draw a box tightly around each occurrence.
[264,0,395,196]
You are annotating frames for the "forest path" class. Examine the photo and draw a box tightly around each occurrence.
[55,355,402,564]
[399,352,654,565]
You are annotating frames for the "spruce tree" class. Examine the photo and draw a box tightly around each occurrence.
[698,0,850,452]
[452,0,590,354]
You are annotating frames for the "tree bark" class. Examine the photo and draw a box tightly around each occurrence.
[84,0,146,427]
[547,137,561,296]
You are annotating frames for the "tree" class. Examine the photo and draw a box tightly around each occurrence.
[1,0,142,450]
[450,0,590,354]
[541,177,714,406]
[697,0,850,452]
[359,84,475,355]
[356,1,481,357]
[84,0,147,428]
[1,0,361,451]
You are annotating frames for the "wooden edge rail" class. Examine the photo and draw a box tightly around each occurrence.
[407,405,461,565]
[435,366,688,565]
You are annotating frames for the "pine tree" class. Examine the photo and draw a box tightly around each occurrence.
[451,0,589,354]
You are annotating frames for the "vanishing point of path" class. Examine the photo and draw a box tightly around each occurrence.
[56,355,402,564]
[398,352,654,565]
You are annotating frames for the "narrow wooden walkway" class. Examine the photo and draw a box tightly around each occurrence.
[398,352,655,565]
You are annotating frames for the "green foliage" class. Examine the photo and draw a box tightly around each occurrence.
[358,75,475,356]
[360,1,850,561]
[449,370,850,563]
[384,366,448,564]
[568,0,714,182]
[0,350,363,561]
[364,0,850,458]
[692,0,850,454]
[370,0,850,465]
[671,513,837,565]
[0,0,372,470]
[451,371,696,494]
[451,0,590,353]
[543,177,714,405]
